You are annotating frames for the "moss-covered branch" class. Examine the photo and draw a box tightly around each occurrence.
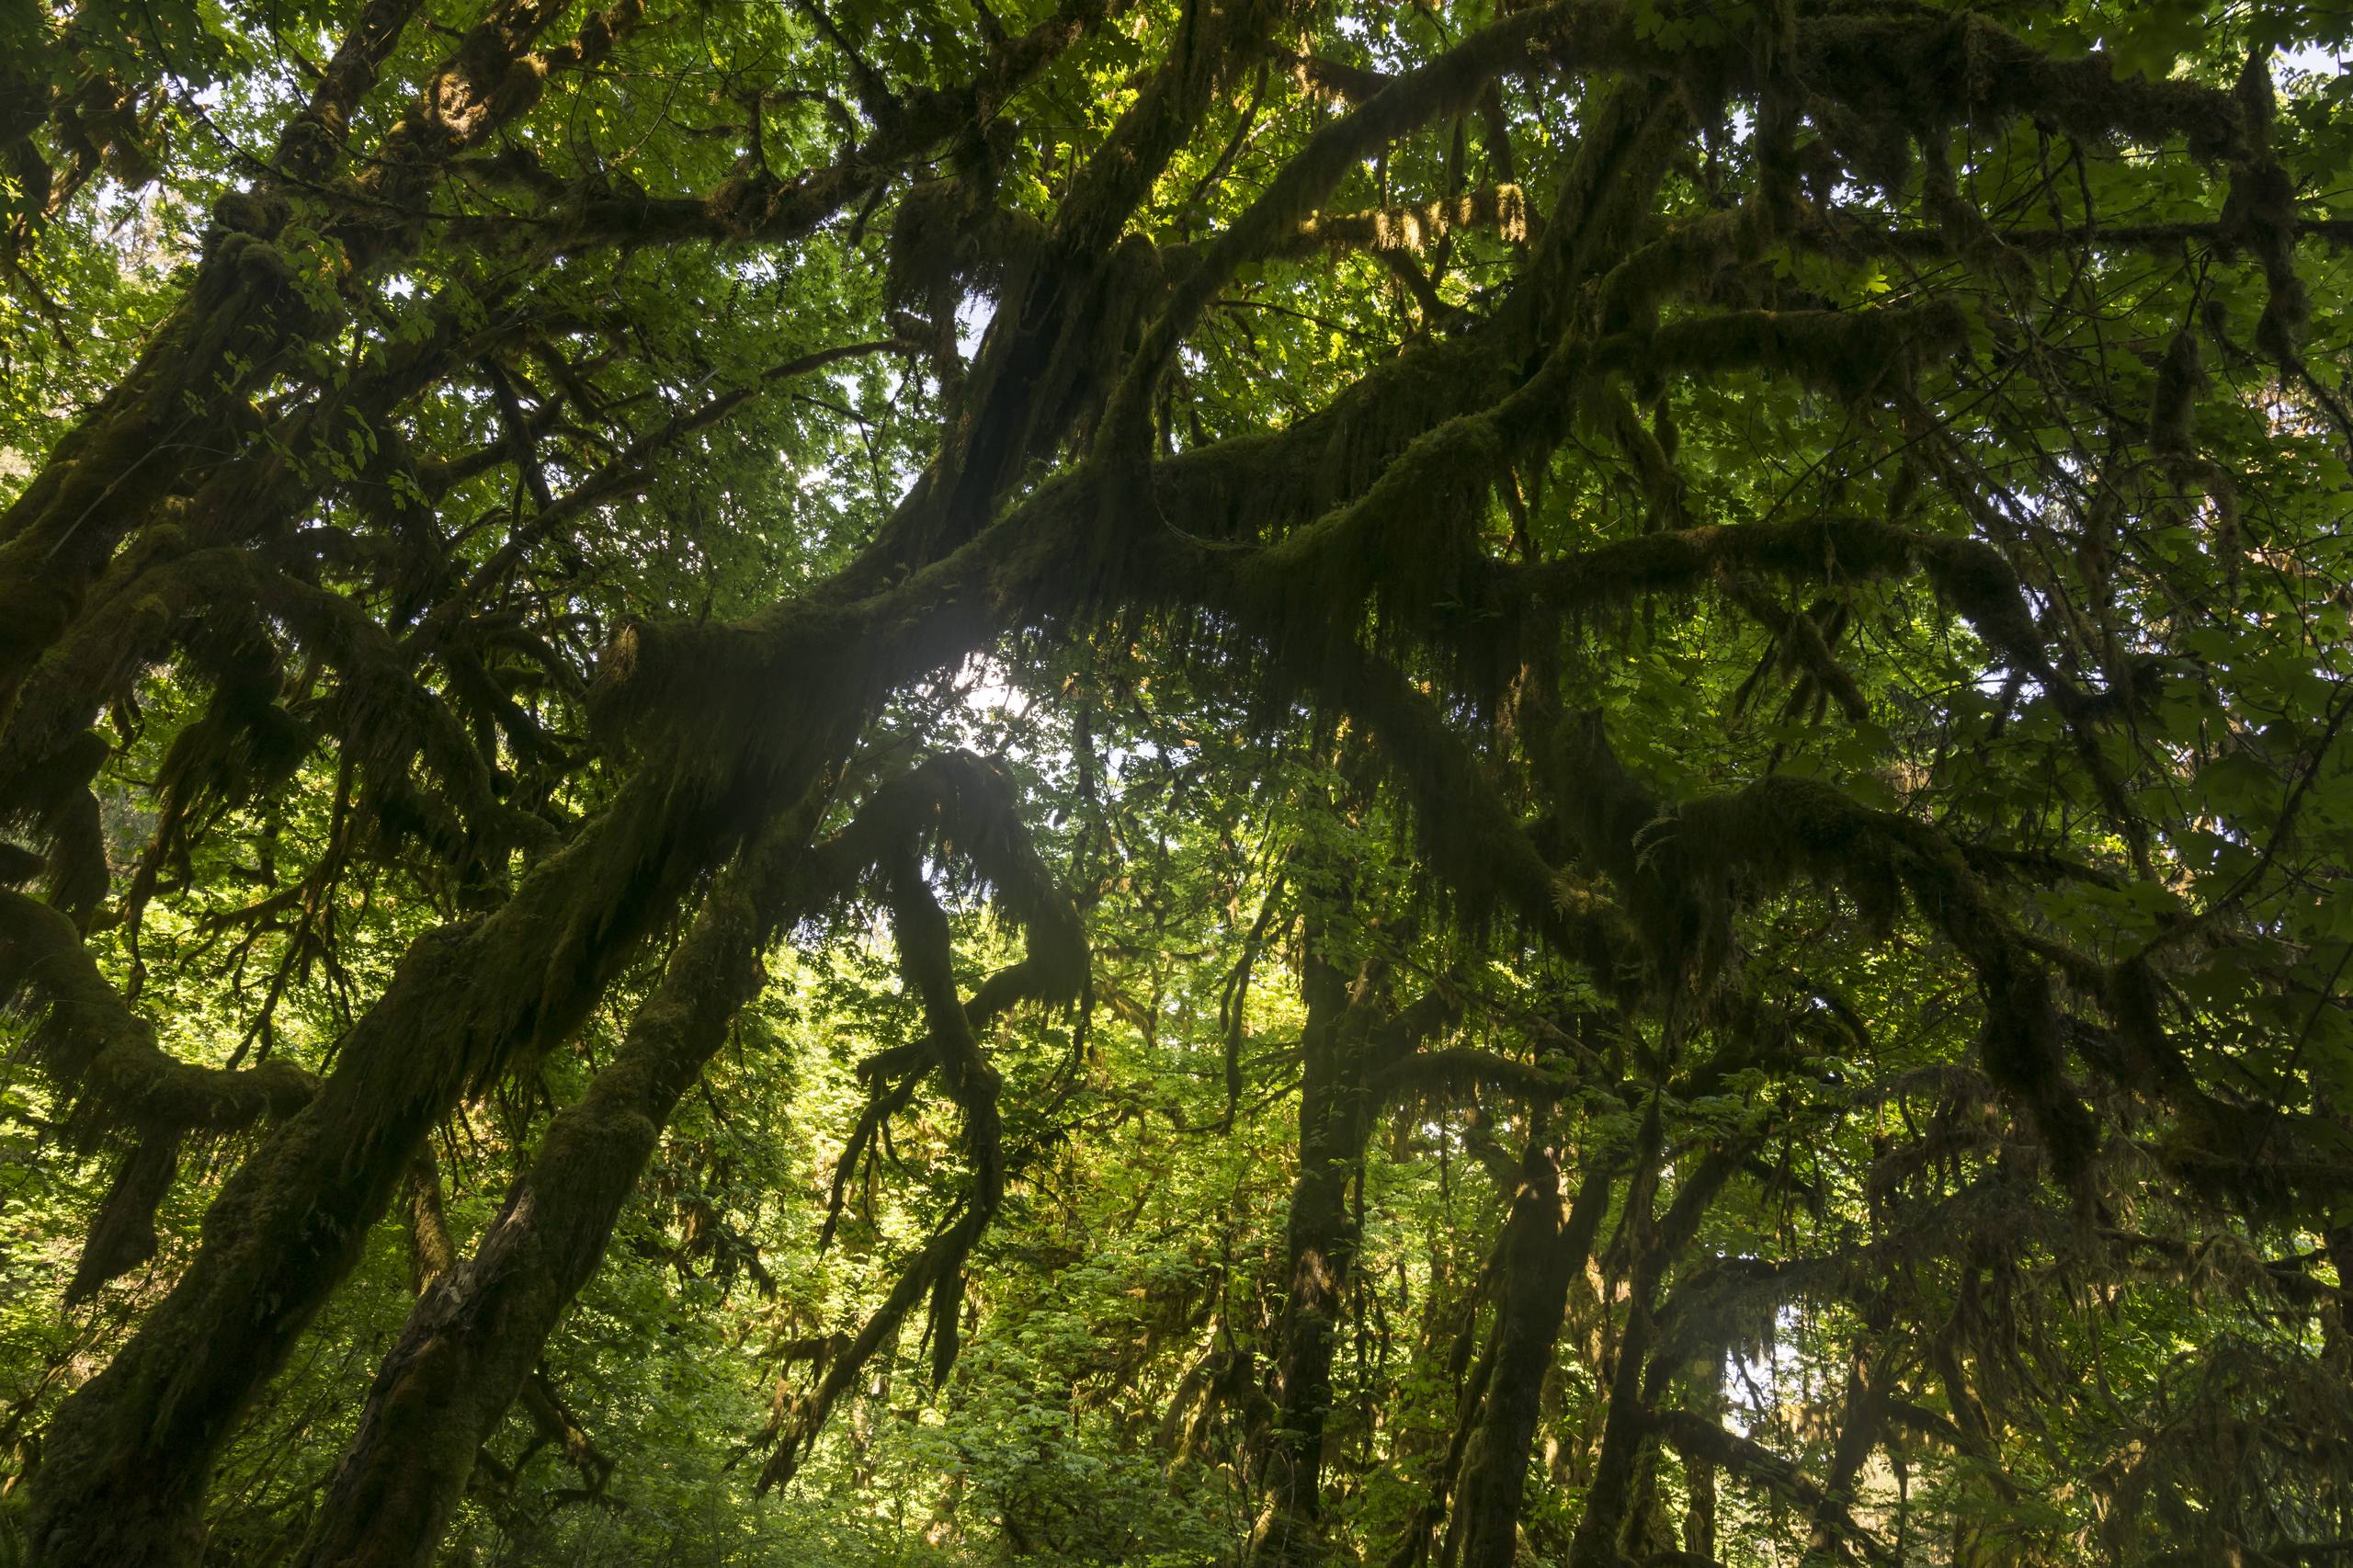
[0,887,314,1142]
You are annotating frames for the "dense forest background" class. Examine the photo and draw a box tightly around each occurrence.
[4,0,2353,1562]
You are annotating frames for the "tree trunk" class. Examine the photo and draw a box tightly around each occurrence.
[1251,935,1370,1566]
[23,747,833,1566]
[0,0,566,742]
[1447,1148,1612,1568]
[290,806,817,1568]
[1563,1275,1655,1568]
[1801,1330,1888,1564]
[1681,1383,1721,1562]
[24,477,1063,1562]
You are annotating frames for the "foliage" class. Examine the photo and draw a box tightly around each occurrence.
[3,0,2353,1565]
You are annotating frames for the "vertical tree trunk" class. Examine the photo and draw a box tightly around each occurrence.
[1801,1328,1888,1564]
[2327,1221,2353,1544]
[1253,907,1454,1567]
[1447,1149,1612,1568]
[1567,1115,1745,1568]
[1251,935,1367,1566]
[1681,1383,1721,1562]
[1563,1280,1655,1568]
[404,1154,458,1291]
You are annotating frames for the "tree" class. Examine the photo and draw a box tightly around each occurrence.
[2,0,2351,1563]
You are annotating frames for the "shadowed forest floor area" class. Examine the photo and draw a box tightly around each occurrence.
[3,0,2353,1563]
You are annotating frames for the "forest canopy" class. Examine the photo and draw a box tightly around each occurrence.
[3,0,2353,1563]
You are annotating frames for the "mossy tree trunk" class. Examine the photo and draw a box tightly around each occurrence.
[290,800,820,1568]
[3,2,2338,1563]
[1445,1146,1612,1568]
[1251,928,1372,1567]
[23,721,857,1565]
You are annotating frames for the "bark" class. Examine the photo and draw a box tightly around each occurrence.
[291,802,820,1568]
[24,83,1126,1540]
[404,1155,458,1294]
[21,731,842,1566]
[1447,1146,1613,1568]
[1250,932,1370,1567]
[0,0,572,732]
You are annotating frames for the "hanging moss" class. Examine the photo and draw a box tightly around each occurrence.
[287,783,835,1568]
[1666,774,2098,1182]
[6,2,2339,1559]
[1612,300,1973,404]
[2217,51,2310,364]
[1278,185,1528,258]
[0,727,108,925]
[2,881,318,1301]
[761,751,1087,1494]
[1792,12,2243,158]
[2148,326,2206,458]
[66,1134,182,1304]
